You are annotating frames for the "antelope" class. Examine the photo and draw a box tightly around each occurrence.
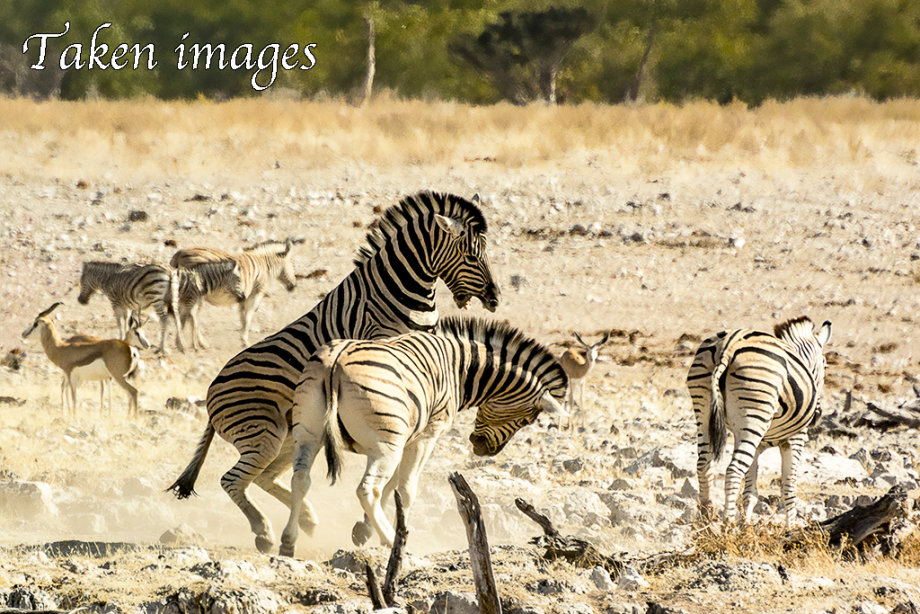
[22,303,143,417]
[60,315,150,415]
[558,331,610,429]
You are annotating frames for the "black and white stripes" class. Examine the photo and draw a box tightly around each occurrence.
[687,317,831,527]
[278,316,567,554]
[168,191,501,553]
[76,261,183,353]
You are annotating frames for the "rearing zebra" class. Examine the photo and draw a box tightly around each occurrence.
[168,191,501,553]
[77,261,183,353]
[171,260,244,350]
[687,316,831,527]
[170,237,301,346]
[279,316,568,555]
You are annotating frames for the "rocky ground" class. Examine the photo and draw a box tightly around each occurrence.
[1,99,919,613]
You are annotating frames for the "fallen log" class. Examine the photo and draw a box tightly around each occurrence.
[514,497,623,577]
[788,485,909,557]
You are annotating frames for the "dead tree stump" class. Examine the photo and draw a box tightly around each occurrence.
[365,491,409,609]
[449,472,502,614]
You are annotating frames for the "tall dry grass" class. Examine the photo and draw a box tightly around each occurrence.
[1,96,919,182]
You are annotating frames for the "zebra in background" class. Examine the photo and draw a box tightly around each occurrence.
[169,191,501,553]
[171,260,244,350]
[279,316,568,555]
[77,261,183,353]
[170,237,302,346]
[687,316,831,527]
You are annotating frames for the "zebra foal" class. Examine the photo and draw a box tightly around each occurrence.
[170,238,300,346]
[171,260,244,350]
[687,317,831,527]
[169,192,501,553]
[77,261,183,353]
[279,317,568,555]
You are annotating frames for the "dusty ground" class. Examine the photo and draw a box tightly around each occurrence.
[0,98,919,613]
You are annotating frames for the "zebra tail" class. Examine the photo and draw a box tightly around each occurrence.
[322,366,344,485]
[709,353,730,460]
[166,422,215,499]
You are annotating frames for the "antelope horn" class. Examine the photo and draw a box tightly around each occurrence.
[37,302,64,319]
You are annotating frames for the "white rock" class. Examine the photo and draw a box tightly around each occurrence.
[588,566,615,591]
[617,566,649,591]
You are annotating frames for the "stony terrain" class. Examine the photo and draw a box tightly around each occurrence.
[0,98,919,613]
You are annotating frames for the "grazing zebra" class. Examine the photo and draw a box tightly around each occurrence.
[170,238,301,346]
[687,317,831,527]
[171,260,244,350]
[278,316,568,555]
[168,191,501,553]
[77,261,183,353]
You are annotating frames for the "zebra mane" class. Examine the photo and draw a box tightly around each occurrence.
[83,260,136,271]
[773,316,815,344]
[354,191,488,266]
[436,316,567,397]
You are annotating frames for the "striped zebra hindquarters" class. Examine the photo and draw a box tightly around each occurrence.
[708,318,831,527]
[279,317,567,556]
[685,330,729,519]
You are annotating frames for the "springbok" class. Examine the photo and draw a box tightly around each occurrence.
[22,303,143,417]
[60,315,150,415]
[558,331,610,428]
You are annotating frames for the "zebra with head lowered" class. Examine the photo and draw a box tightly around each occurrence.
[687,316,831,527]
[171,260,244,350]
[279,316,568,555]
[170,238,301,346]
[77,261,183,353]
[168,191,501,553]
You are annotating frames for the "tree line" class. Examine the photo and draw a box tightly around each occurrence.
[1,0,918,104]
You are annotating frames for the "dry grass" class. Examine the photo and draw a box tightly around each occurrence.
[2,96,920,183]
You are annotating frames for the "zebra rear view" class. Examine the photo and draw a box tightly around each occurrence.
[77,261,184,353]
[690,316,831,528]
[279,316,568,555]
[168,192,501,553]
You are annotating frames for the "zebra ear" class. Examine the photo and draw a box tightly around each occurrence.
[816,320,832,347]
[434,214,465,238]
[536,390,568,417]
[471,193,481,205]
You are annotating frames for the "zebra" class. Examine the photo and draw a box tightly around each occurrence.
[687,316,831,527]
[278,316,568,555]
[171,260,244,350]
[168,191,502,553]
[76,261,183,353]
[170,237,302,346]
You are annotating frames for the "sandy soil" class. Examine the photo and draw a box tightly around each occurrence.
[0,99,919,613]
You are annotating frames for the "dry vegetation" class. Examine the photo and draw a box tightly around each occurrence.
[0,96,919,613]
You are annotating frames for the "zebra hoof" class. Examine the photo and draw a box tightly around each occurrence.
[351,521,373,547]
[278,543,294,558]
[255,535,274,553]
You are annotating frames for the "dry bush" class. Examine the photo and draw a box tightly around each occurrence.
[691,522,843,570]
[2,95,920,183]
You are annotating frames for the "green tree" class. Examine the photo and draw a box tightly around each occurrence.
[449,6,599,104]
